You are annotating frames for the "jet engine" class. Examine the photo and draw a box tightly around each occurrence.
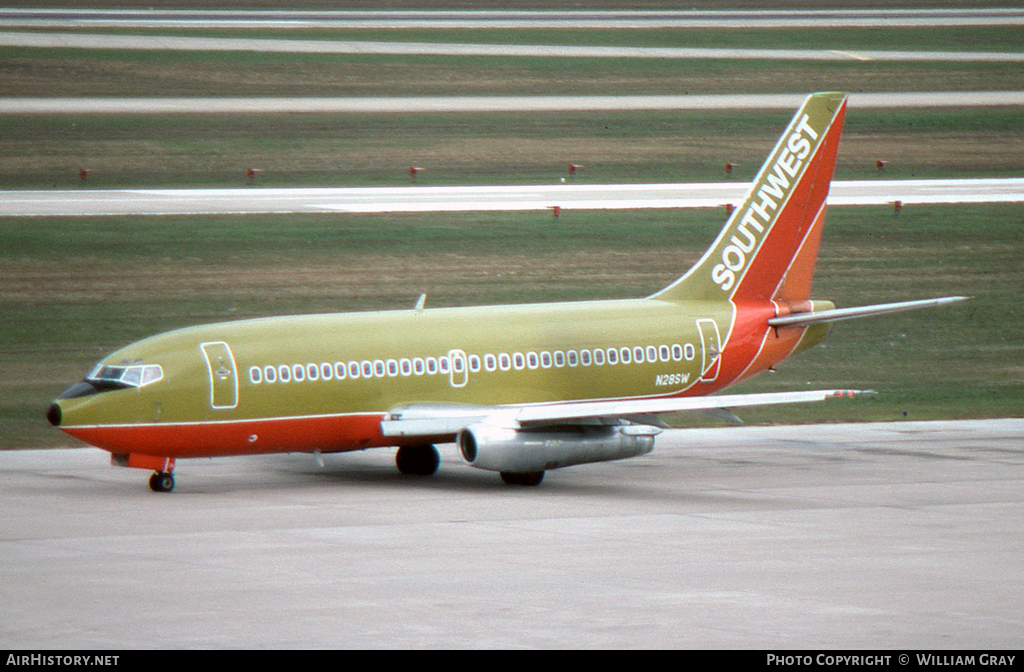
[457,422,659,474]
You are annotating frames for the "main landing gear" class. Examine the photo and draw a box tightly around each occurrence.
[395,444,441,477]
[395,445,545,485]
[149,471,175,493]
[500,471,545,487]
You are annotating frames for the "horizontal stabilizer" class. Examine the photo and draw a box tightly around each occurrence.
[768,296,970,327]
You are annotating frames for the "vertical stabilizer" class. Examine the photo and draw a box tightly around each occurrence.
[651,92,848,303]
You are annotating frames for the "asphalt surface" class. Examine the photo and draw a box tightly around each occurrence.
[2,419,1022,648]
[3,31,1024,63]
[3,179,1023,217]
[2,8,1023,29]
[4,92,1023,116]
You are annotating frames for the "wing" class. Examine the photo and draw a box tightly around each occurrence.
[380,388,872,439]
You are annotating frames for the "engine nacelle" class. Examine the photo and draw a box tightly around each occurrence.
[457,423,659,473]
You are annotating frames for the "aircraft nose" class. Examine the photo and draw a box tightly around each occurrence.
[48,380,101,427]
[46,402,62,427]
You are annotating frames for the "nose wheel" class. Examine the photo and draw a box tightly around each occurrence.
[149,471,175,493]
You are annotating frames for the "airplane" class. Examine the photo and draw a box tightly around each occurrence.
[47,92,968,492]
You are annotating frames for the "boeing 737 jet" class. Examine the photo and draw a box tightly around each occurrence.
[47,92,966,491]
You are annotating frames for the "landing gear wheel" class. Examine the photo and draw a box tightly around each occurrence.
[396,444,440,476]
[149,471,175,493]
[500,471,545,487]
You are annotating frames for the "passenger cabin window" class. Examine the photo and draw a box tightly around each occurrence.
[245,340,701,388]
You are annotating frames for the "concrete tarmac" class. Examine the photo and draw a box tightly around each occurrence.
[2,419,1022,649]
[3,179,1023,217]
[3,8,1024,30]
[4,92,1024,116]
[5,31,1024,63]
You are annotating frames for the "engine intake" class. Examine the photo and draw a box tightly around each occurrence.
[458,423,658,473]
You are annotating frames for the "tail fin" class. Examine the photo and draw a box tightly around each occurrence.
[651,92,848,303]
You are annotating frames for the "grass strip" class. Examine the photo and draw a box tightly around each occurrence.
[2,203,1019,448]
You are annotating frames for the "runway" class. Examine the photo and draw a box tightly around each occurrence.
[2,419,1022,648]
[3,8,1023,29]
[3,179,1022,217]
[5,92,1024,116]
[4,31,1024,64]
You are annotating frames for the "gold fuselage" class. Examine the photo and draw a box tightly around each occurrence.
[54,295,829,458]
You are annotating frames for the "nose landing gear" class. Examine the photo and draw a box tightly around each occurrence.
[149,471,175,493]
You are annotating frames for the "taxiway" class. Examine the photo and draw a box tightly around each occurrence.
[4,31,1024,64]
[3,179,1021,217]
[2,419,1022,648]
[5,92,1023,116]
[2,8,1023,29]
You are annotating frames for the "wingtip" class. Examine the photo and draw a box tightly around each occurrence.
[830,389,877,399]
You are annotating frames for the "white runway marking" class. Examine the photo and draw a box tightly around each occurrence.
[3,30,1023,63]
[4,92,1023,115]
[2,8,1024,29]
[2,179,1022,217]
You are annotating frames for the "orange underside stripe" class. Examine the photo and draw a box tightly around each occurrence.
[63,413,391,459]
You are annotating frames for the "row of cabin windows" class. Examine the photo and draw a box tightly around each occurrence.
[248,342,697,385]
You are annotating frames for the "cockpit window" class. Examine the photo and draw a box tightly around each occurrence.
[56,363,164,400]
[87,364,163,390]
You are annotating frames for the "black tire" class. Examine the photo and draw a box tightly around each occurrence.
[149,471,175,493]
[500,471,545,487]
[395,445,440,476]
